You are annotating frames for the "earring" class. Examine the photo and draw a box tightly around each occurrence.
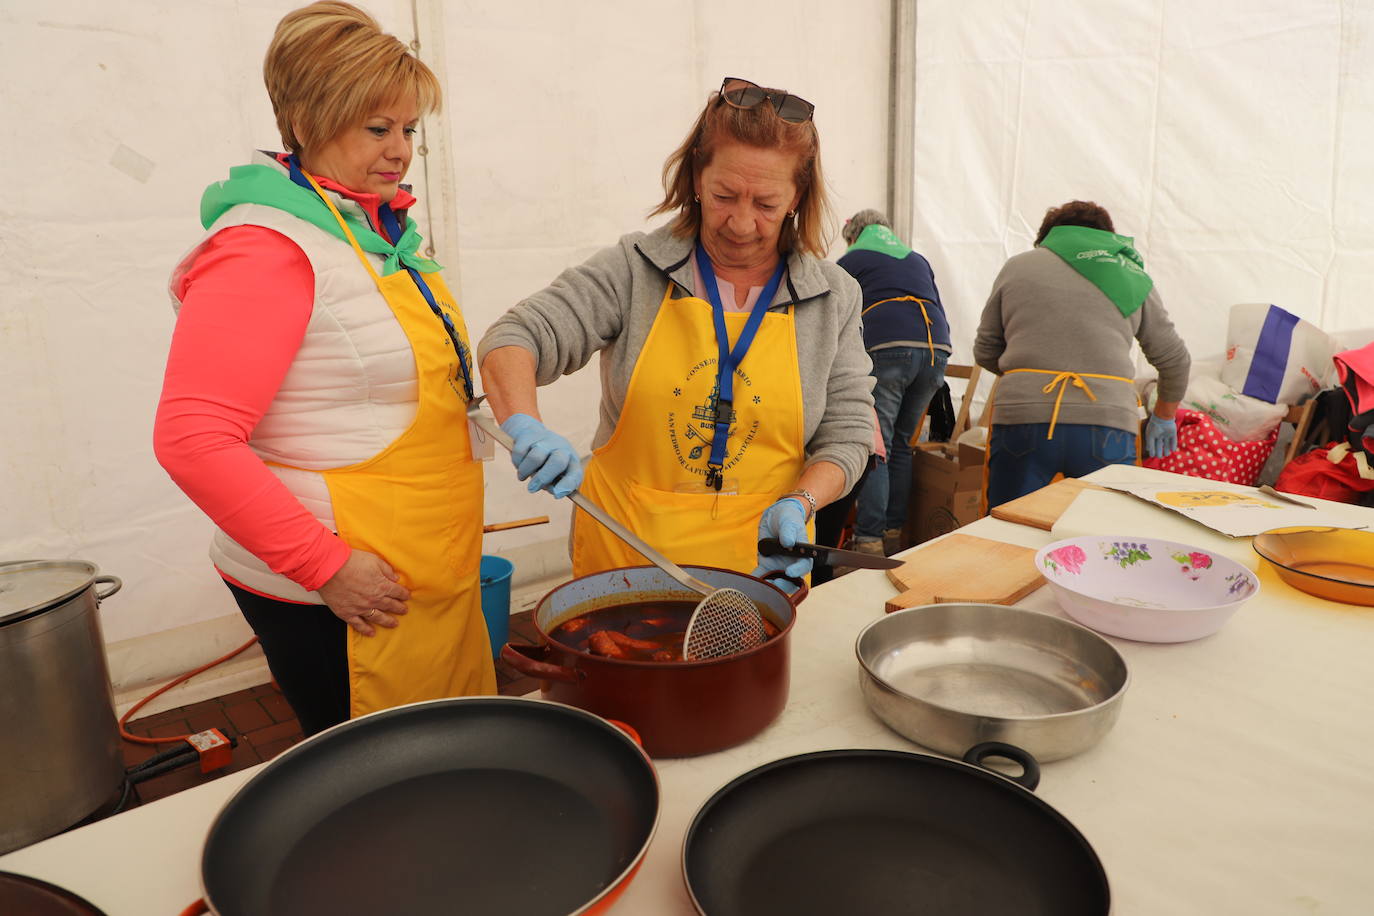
[787,210,796,218]
[694,194,701,202]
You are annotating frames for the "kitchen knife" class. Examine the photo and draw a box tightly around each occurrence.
[758,538,904,570]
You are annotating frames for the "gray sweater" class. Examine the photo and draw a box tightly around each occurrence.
[477,224,875,489]
[974,247,1191,433]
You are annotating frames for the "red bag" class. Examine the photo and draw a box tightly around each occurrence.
[1141,408,1277,486]
[1275,442,1374,503]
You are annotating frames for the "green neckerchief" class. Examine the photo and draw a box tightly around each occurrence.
[845,223,912,259]
[1039,225,1152,318]
[199,163,441,276]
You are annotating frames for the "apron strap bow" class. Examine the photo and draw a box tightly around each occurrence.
[1037,371,1098,440]
[862,296,939,366]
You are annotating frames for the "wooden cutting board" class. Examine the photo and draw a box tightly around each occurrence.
[990,478,1107,531]
[883,533,1046,613]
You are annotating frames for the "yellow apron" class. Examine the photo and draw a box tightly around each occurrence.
[980,368,1142,512]
[297,175,495,718]
[863,295,940,366]
[572,282,807,576]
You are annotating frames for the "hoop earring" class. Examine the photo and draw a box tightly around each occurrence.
[787,210,796,218]
[694,194,701,203]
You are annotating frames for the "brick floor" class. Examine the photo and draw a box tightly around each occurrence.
[119,609,545,809]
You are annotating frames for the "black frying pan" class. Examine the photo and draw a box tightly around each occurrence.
[200,697,658,916]
[683,744,1108,916]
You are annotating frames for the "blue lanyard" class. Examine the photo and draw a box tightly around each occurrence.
[375,204,475,401]
[694,239,787,490]
[285,156,474,401]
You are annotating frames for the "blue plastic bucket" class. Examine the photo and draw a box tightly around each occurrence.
[478,555,514,658]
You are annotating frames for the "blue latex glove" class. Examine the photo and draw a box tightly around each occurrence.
[500,413,583,498]
[1144,414,1178,459]
[751,497,811,585]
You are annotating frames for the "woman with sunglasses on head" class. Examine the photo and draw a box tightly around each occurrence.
[154,1,494,735]
[479,78,874,585]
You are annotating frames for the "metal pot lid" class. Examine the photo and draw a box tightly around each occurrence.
[0,560,100,623]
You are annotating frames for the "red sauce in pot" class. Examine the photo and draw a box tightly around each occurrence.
[550,600,780,662]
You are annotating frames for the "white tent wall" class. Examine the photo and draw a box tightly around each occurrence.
[909,0,1374,374]
[0,0,890,704]
[430,0,891,588]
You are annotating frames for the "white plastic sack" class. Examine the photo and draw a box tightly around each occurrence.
[1181,375,1287,442]
[956,425,988,451]
[1219,303,1337,405]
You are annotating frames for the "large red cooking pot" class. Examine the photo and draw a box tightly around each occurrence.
[501,565,806,757]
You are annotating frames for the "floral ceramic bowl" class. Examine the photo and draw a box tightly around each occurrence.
[1033,535,1260,642]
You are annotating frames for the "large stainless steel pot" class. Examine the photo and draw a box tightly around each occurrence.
[856,603,1129,762]
[501,565,805,757]
[0,560,124,854]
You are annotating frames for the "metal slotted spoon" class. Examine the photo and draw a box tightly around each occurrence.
[466,397,766,660]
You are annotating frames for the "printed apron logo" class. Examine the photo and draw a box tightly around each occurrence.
[667,357,762,475]
[430,287,474,404]
[448,334,473,402]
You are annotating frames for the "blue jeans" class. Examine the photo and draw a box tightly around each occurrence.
[854,348,949,540]
[986,422,1137,509]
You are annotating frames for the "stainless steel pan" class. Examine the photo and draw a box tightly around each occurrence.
[855,603,1128,761]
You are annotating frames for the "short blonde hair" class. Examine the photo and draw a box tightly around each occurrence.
[264,1,441,155]
[652,83,832,260]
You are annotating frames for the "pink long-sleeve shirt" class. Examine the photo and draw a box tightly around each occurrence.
[154,177,416,593]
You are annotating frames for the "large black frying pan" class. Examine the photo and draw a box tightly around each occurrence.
[199,697,658,916]
[683,744,1108,916]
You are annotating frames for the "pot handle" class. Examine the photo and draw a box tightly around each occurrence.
[499,642,581,684]
[178,900,209,916]
[94,575,122,601]
[761,570,809,606]
[962,741,1041,792]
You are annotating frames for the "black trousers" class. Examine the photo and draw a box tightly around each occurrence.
[225,581,349,737]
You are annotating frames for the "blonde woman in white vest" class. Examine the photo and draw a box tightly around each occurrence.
[154,1,492,735]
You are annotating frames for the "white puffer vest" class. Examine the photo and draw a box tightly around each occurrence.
[168,199,417,602]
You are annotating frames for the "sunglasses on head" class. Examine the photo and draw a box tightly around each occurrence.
[719,77,815,124]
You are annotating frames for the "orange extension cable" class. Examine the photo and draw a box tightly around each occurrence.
[119,637,261,745]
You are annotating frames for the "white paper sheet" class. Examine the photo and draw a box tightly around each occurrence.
[1092,478,1364,537]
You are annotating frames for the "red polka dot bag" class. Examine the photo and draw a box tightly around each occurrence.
[1142,408,1278,486]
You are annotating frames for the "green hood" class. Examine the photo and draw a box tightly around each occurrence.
[199,163,440,276]
[845,223,912,259]
[1038,225,1152,318]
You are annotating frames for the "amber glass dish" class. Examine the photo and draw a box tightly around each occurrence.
[1252,527,1374,606]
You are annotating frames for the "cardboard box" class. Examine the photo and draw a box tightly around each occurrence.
[958,440,986,471]
[903,445,985,546]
